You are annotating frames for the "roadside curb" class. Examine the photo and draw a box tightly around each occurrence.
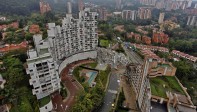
[104,71,112,92]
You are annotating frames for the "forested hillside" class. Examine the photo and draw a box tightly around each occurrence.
[0,0,40,15]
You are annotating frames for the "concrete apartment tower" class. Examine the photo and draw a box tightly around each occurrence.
[26,34,61,99]
[158,12,165,24]
[47,8,98,62]
[125,59,151,112]
[67,0,72,14]
[78,0,84,11]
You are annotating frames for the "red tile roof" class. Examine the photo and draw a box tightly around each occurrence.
[0,41,28,53]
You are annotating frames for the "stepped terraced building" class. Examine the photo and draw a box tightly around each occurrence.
[26,8,98,112]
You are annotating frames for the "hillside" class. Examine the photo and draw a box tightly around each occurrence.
[0,0,40,15]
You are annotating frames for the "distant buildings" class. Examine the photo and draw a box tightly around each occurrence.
[158,13,165,24]
[98,7,108,21]
[160,20,180,30]
[0,41,28,56]
[39,0,51,15]
[67,0,72,14]
[139,0,156,6]
[131,43,169,53]
[116,0,122,10]
[0,16,6,21]
[126,62,151,112]
[172,50,197,63]
[78,0,84,11]
[138,7,152,19]
[29,24,40,34]
[122,10,137,21]
[152,32,169,44]
[155,0,192,11]
[0,21,19,31]
[187,16,197,26]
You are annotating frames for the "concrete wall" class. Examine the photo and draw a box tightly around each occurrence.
[58,51,97,74]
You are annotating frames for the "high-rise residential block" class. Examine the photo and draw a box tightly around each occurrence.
[67,0,72,14]
[138,7,152,19]
[116,0,122,10]
[47,8,98,61]
[140,0,157,6]
[126,60,151,112]
[122,10,137,21]
[39,0,51,15]
[158,13,165,24]
[78,0,84,11]
[98,7,108,21]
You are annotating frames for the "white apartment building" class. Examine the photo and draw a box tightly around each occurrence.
[138,7,152,19]
[26,34,61,100]
[47,8,98,61]
[158,12,165,24]
[122,10,137,21]
[125,59,151,112]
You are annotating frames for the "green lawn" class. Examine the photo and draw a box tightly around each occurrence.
[150,76,185,98]
[81,62,98,69]
[99,39,109,47]
[38,96,50,107]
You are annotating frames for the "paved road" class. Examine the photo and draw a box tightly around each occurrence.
[98,73,120,112]
[122,43,143,64]
[51,60,94,112]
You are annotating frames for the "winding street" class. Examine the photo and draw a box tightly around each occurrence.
[51,60,94,112]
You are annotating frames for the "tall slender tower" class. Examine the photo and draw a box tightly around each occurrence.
[78,0,84,11]
[67,0,72,14]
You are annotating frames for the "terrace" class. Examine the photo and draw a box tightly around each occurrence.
[150,76,185,98]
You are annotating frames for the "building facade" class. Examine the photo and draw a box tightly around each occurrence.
[39,0,51,15]
[122,10,137,21]
[138,7,152,19]
[158,13,165,24]
[47,8,98,61]
[26,34,61,100]
[125,59,151,112]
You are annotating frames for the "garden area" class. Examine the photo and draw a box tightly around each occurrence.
[150,76,185,98]
[38,96,50,107]
[99,39,110,48]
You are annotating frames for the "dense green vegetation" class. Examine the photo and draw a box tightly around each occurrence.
[38,96,50,107]
[99,39,110,48]
[150,76,185,98]
[72,64,111,111]
[0,54,39,112]
[96,66,111,88]
[172,61,197,105]
[72,82,105,112]
[115,88,129,112]
[0,0,39,16]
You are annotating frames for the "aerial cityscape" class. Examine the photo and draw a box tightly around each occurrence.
[0,0,197,112]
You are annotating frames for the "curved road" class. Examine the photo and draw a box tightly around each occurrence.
[51,60,94,112]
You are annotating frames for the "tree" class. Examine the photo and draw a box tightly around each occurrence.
[3,56,24,87]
